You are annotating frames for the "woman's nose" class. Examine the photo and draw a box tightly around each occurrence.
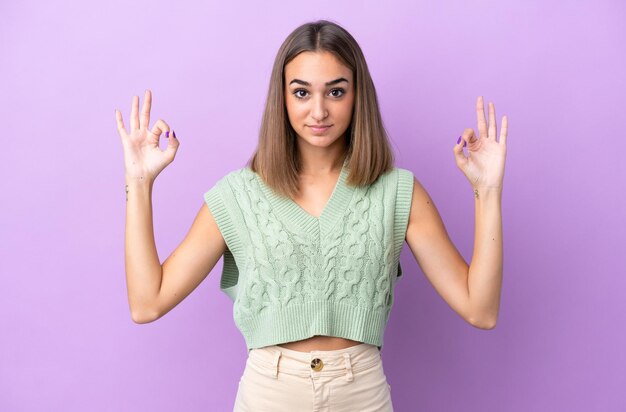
[311,97,328,120]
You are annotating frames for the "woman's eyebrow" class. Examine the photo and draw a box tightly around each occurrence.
[288,77,349,87]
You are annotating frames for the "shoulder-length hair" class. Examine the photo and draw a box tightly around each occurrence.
[247,19,397,199]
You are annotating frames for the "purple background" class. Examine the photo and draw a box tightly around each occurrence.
[1,0,625,410]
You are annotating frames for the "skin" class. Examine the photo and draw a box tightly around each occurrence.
[283,51,353,177]
[405,97,507,331]
[117,51,507,353]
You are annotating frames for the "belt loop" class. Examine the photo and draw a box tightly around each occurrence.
[343,353,353,382]
[271,350,281,378]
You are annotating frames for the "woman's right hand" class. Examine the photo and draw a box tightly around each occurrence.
[115,89,180,182]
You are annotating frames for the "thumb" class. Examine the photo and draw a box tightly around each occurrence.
[164,130,180,161]
[453,133,466,154]
[453,131,471,168]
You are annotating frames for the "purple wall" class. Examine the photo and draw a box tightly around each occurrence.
[1,0,624,410]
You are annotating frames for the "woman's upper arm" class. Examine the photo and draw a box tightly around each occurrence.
[404,177,473,324]
[153,202,227,320]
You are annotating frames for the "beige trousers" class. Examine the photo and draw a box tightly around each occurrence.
[233,342,393,412]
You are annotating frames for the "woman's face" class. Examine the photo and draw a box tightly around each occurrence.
[284,51,354,150]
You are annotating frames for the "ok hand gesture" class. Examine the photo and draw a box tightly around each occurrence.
[454,96,508,192]
[115,89,180,182]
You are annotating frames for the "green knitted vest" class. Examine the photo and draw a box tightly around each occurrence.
[204,159,414,351]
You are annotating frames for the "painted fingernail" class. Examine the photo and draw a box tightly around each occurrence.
[173,130,176,139]
[166,131,169,138]
[457,136,462,144]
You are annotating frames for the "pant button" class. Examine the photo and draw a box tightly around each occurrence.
[310,358,324,371]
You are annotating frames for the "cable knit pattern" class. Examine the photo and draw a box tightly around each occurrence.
[204,159,414,351]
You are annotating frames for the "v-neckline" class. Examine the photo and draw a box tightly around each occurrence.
[249,157,355,237]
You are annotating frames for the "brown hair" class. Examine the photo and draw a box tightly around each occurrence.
[247,19,397,199]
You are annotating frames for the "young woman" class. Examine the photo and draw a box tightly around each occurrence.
[116,19,507,412]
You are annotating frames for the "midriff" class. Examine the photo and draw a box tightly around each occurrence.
[277,335,364,352]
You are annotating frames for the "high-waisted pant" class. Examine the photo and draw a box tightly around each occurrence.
[233,342,393,412]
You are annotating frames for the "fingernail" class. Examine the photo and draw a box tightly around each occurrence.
[166,131,169,138]
[173,130,176,139]
[457,136,462,144]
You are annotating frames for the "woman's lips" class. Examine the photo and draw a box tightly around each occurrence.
[309,125,332,134]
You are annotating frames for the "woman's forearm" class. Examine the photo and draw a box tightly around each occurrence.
[124,177,162,323]
[467,187,503,328]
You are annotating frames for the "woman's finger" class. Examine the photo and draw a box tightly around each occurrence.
[453,132,470,168]
[164,128,180,163]
[140,89,152,130]
[454,129,473,154]
[115,109,128,137]
[467,128,478,144]
[150,119,171,141]
[476,96,488,139]
[499,115,508,145]
[488,101,497,140]
[130,95,139,131]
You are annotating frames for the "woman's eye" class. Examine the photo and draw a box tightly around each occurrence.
[293,88,345,99]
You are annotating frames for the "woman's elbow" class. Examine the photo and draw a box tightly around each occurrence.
[131,308,160,324]
[469,316,497,330]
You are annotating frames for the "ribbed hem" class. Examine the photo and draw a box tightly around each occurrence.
[238,300,389,351]
[204,178,242,301]
[393,168,414,274]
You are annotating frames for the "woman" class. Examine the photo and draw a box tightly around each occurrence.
[116,19,507,412]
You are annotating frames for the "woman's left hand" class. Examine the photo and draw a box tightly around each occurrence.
[454,96,508,191]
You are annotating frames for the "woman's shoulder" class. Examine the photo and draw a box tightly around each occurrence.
[213,165,258,188]
[205,166,257,205]
[372,165,414,185]
[393,166,414,180]
[366,166,414,201]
